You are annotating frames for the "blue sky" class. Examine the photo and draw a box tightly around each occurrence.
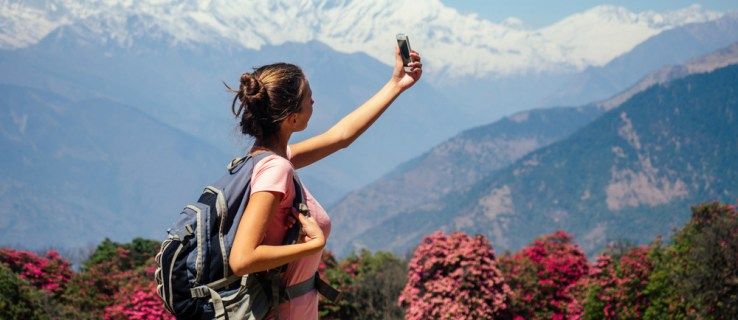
[440,1,738,28]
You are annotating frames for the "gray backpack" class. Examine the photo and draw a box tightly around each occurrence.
[154,152,340,319]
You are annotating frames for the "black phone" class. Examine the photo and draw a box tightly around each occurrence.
[396,33,411,66]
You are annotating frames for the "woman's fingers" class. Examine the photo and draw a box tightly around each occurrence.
[409,50,421,62]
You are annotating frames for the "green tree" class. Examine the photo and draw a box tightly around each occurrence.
[644,202,738,319]
[0,264,52,320]
[321,250,406,319]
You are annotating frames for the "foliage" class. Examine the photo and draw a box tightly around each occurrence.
[0,248,73,296]
[84,237,160,271]
[500,230,589,319]
[0,263,54,320]
[60,239,169,319]
[104,261,174,320]
[1,201,737,318]
[399,231,512,320]
[583,245,653,319]
[643,202,738,319]
[320,250,406,320]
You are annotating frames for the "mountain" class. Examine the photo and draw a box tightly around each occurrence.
[0,1,722,78]
[545,12,738,107]
[598,41,738,110]
[342,64,738,256]
[329,42,738,256]
[328,106,604,254]
[0,84,228,249]
[0,23,469,206]
[1,1,735,203]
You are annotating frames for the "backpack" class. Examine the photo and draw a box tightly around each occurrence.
[154,152,340,320]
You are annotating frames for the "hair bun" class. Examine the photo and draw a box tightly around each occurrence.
[240,73,266,99]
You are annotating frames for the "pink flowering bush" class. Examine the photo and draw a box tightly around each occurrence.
[104,278,175,320]
[399,231,512,320]
[583,246,653,319]
[0,248,73,295]
[61,239,169,319]
[500,230,589,319]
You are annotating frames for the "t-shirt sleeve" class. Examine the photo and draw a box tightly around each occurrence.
[251,156,293,197]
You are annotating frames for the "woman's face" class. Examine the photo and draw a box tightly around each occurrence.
[293,79,314,131]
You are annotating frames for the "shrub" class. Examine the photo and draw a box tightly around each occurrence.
[583,245,653,319]
[399,231,511,320]
[320,250,406,320]
[500,230,589,319]
[0,248,73,295]
[644,202,738,319]
[0,263,54,320]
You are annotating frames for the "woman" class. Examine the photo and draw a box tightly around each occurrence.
[227,47,422,319]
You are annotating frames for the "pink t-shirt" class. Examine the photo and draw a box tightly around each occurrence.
[249,148,331,320]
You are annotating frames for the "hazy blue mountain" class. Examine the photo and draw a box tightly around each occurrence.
[329,42,738,256]
[544,12,738,107]
[0,21,470,206]
[345,65,738,257]
[328,106,604,255]
[0,84,228,249]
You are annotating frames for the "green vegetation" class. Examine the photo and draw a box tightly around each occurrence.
[0,202,736,319]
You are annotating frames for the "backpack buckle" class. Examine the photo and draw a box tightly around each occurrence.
[297,203,310,217]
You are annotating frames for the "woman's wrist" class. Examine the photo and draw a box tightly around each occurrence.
[386,78,405,95]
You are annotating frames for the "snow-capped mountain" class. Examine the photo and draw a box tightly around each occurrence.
[0,0,723,78]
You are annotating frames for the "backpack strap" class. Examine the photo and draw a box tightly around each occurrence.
[281,272,342,302]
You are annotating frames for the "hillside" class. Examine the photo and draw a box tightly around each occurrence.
[0,25,468,206]
[0,85,227,249]
[328,106,603,254]
[341,64,738,256]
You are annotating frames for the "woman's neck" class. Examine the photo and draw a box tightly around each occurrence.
[253,133,290,158]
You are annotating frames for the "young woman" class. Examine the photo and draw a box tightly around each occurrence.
[227,47,422,319]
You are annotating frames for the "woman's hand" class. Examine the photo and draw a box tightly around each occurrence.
[297,211,326,249]
[390,47,423,92]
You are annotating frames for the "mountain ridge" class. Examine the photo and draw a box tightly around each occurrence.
[343,64,738,256]
[0,0,723,78]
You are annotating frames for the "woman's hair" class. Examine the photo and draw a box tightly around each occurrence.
[229,63,307,141]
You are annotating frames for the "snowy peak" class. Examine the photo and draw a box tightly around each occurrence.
[0,0,724,77]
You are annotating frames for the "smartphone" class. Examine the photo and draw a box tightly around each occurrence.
[396,33,411,66]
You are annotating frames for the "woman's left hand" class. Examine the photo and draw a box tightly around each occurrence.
[391,47,422,92]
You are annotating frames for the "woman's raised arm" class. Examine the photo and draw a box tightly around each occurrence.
[289,48,423,169]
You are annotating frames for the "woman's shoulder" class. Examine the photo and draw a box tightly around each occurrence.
[250,153,295,196]
[254,153,294,175]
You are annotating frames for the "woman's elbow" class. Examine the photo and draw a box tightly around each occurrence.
[229,254,255,276]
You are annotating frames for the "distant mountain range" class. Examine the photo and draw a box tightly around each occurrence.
[2,2,737,205]
[0,85,227,249]
[330,45,738,257]
[545,12,738,107]
[2,1,738,251]
[0,1,723,77]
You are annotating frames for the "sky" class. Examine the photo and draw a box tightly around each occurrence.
[440,0,738,28]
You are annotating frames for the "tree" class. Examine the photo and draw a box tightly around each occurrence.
[0,248,73,296]
[500,230,589,319]
[320,250,406,320]
[583,245,653,319]
[0,263,52,320]
[399,231,512,320]
[644,202,738,319]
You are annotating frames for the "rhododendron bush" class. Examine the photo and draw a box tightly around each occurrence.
[399,231,512,320]
[1,201,736,319]
[499,230,589,319]
[0,248,73,295]
[583,246,653,320]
